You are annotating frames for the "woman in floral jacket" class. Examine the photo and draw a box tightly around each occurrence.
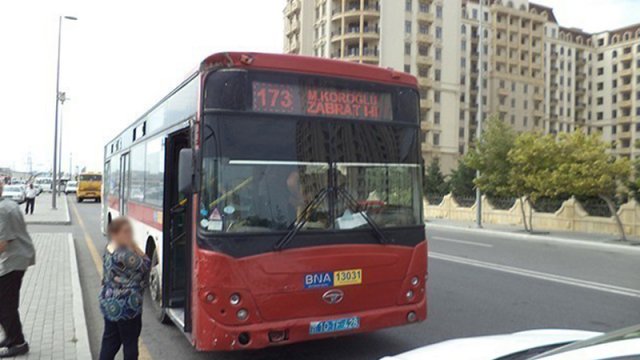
[98,217,150,360]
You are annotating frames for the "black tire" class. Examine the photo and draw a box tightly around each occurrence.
[148,250,171,324]
[77,197,83,203]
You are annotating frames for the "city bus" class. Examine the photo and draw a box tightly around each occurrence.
[103,52,427,351]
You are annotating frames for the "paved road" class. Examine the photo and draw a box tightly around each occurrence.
[33,200,640,360]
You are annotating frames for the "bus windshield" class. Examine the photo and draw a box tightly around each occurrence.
[199,116,422,233]
[79,174,102,182]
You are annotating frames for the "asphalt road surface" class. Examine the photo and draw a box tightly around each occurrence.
[32,199,640,360]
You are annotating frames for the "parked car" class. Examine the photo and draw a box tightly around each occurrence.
[3,185,26,204]
[65,181,78,194]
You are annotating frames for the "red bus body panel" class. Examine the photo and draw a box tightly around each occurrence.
[191,241,427,351]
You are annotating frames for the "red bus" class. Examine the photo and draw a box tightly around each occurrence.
[103,52,427,351]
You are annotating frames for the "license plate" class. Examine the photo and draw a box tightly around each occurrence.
[309,316,360,335]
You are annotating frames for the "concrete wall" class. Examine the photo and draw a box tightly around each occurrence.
[425,194,640,237]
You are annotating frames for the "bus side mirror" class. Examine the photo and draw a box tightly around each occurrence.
[178,149,194,193]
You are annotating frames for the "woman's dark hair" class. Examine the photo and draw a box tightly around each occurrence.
[108,217,132,238]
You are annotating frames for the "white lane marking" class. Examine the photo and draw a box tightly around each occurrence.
[431,236,494,248]
[430,252,640,298]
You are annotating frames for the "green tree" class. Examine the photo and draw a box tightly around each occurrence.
[424,158,449,195]
[448,159,476,198]
[508,132,561,232]
[466,116,516,198]
[549,132,631,241]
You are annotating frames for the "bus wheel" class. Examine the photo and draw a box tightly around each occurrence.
[148,250,171,324]
[77,197,83,203]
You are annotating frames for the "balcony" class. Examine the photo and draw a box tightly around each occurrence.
[617,115,633,124]
[417,12,434,23]
[420,99,433,110]
[495,38,507,47]
[619,82,633,92]
[534,109,545,117]
[289,39,299,52]
[617,129,633,139]
[288,19,300,34]
[534,92,544,101]
[284,0,300,16]
[361,48,379,62]
[620,67,633,77]
[419,77,433,87]
[619,99,633,109]
[622,50,634,61]
[420,121,433,132]
[417,33,434,44]
[362,26,380,38]
[421,142,439,153]
[417,55,434,66]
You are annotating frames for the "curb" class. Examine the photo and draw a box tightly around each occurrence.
[426,223,640,254]
[67,234,92,359]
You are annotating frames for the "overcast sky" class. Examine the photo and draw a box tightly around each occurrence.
[1,0,639,173]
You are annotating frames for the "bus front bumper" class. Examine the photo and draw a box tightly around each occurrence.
[193,296,426,351]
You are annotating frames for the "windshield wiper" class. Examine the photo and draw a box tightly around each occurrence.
[273,187,331,251]
[336,186,393,245]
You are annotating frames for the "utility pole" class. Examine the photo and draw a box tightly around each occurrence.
[52,15,77,209]
[475,0,485,228]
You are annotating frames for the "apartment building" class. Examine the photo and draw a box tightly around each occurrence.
[284,0,640,171]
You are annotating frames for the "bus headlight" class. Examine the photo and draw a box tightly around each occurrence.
[230,293,241,306]
[410,276,419,287]
[236,308,249,321]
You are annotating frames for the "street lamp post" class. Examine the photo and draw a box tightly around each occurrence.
[475,1,484,228]
[52,15,77,209]
[58,92,68,196]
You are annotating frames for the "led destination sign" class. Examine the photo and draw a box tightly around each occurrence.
[252,81,393,121]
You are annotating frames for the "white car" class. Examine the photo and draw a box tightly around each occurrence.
[381,324,640,359]
[3,185,26,204]
[65,181,78,194]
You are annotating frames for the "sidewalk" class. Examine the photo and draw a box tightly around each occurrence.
[426,218,640,252]
[21,194,71,225]
[1,233,91,360]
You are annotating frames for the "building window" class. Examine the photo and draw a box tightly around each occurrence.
[436,27,443,40]
[435,69,441,81]
[436,5,443,18]
[434,91,441,103]
[404,64,411,73]
[434,112,441,124]
[405,42,411,55]
[405,0,412,11]
[435,48,442,61]
[597,67,604,75]
[405,21,412,33]
[433,133,440,146]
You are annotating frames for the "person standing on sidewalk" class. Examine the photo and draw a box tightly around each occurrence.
[98,217,150,360]
[24,184,37,215]
[0,182,35,358]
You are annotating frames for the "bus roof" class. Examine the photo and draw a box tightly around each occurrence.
[201,52,418,88]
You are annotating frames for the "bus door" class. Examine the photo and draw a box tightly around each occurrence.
[162,128,192,331]
[119,153,130,215]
